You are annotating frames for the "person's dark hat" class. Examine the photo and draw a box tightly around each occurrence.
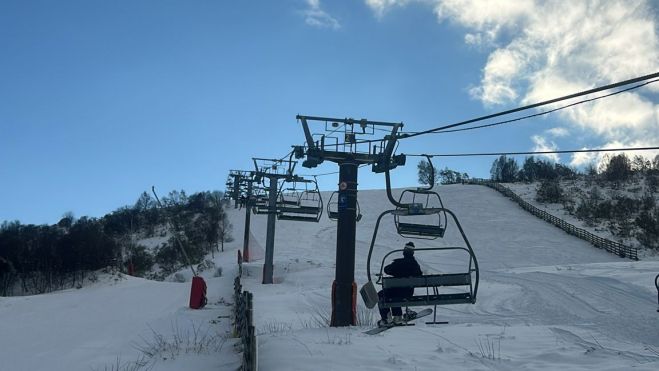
[403,241,415,256]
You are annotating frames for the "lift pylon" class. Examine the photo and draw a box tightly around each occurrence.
[228,170,259,262]
[252,157,298,284]
[294,115,405,327]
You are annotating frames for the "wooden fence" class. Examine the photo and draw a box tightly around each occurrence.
[234,275,257,370]
[468,179,638,260]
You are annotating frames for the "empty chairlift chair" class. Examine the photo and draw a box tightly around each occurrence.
[251,187,273,215]
[326,191,362,222]
[277,178,323,222]
[395,187,448,239]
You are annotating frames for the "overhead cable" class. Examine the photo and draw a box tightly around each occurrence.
[330,72,659,147]
[404,146,659,158]
[399,71,659,139]
[411,78,659,135]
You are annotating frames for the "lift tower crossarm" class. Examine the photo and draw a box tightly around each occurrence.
[296,115,402,128]
[296,115,404,168]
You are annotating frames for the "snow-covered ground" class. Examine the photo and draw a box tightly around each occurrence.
[2,184,659,370]
[241,185,659,371]
[0,250,243,370]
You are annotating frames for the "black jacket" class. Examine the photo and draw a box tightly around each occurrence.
[383,256,422,299]
[384,256,422,278]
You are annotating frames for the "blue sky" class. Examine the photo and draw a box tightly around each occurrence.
[1,0,657,225]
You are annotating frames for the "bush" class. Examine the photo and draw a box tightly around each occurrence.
[603,154,632,182]
[536,180,563,203]
[126,244,154,276]
[636,210,659,250]
[154,240,182,274]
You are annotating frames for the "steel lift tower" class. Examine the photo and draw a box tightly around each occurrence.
[252,157,298,284]
[294,115,405,327]
[228,170,257,262]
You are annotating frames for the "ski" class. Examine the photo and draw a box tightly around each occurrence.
[364,308,433,335]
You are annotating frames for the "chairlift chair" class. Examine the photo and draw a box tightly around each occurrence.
[276,177,323,222]
[249,186,271,215]
[279,188,301,206]
[361,207,479,324]
[394,182,448,239]
[326,191,363,222]
[360,155,478,324]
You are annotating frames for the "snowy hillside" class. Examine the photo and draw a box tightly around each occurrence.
[2,184,659,371]
[504,180,659,257]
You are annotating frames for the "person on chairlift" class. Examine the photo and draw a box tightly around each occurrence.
[377,241,423,326]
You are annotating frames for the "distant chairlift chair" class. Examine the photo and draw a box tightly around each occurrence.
[251,187,273,215]
[277,178,323,223]
[327,191,363,222]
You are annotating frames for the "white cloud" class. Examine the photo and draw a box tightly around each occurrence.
[364,0,659,160]
[303,0,340,30]
[531,135,559,162]
[569,140,659,169]
[447,0,659,147]
[364,0,412,19]
[569,149,597,168]
[433,0,534,36]
[546,127,569,138]
[469,47,524,104]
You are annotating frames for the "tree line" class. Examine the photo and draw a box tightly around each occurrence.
[489,153,659,183]
[0,190,232,296]
[415,153,659,250]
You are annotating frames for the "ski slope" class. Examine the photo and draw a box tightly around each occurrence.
[239,184,659,371]
[1,184,658,370]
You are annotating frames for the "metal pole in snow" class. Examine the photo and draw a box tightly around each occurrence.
[331,161,358,326]
[262,176,278,284]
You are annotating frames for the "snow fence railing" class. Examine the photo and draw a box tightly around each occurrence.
[234,274,258,371]
[467,179,638,261]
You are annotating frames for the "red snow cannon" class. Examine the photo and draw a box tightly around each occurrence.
[189,276,208,309]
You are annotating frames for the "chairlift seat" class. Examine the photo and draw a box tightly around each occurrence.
[277,214,320,222]
[380,273,474,307]
[397,222,445,238]
[382,292,473,307]
[278,206,321,215]
[252,207,274,215]
[382,273,471,289]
